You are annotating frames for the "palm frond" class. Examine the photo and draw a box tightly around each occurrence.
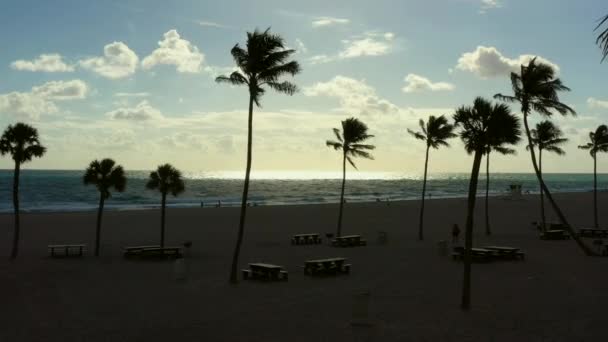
[595,14,608,62]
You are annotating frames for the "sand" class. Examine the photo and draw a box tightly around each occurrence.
[2,192,608,341]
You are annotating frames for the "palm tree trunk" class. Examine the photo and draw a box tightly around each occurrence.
[522,112,595,255]
[485,151,491,236]
[95,195,105,257]
[10,161,21,260]
[160,192,167,248]
[337,151,347,237]
[539,148,546,232]
[594,155,598,229]
[418,145,430,241]
[229,94,254,284]
[461,150,484,310]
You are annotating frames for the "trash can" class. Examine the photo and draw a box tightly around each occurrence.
[351,291,372,326]
[174,257,187,281]
[377,231,388,245]
[437,240,448,257]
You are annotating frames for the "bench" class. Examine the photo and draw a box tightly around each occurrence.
[291,234,322,245]
[123,245,160,257]
[48,244,86,257]
[124,246,182,259]
[244,263,288,281]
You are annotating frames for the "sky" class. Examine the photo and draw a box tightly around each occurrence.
[1,0,608,175]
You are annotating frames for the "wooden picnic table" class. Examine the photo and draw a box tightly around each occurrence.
[578,228,608,238]
[123,246,182,259]
[291,233,321,245]
[541,229,570,240]
[332,235,367,247]
[48,244,86,257]
[304,257,350,275]
[245,263,288,281]
[482,246,525,260]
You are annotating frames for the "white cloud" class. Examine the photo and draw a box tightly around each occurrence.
[309,32,396,64]
[480,0,501,13]
[114,92,150,98]
[0,80,88,120]
[197,20,229,29]
[304,75,399,115]
[142,30,204,73]
[79,42,139,79]
[294,38,308,54]
[311,16,350,28]
[106,100,163,121]
[587,97,608,109]
[455,46,559,79]
[402,74,455,93]
[11,54,74,72]
[160,132,207,150]
[31,80,88,100]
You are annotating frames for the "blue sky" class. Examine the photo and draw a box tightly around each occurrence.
[1,0,608,174]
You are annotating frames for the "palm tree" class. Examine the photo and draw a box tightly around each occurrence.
[494,58,596,255]
[146,164,185,247]
[326,117,375,237]
[578,125,608,229]
[529,120,568,231]
[83,159,127,257]
[453,97,521,310]
[0,123,46,259]
[483,124,519,236]
[595,14,608,61]
[407,115,456,240]
[216,28,300,284]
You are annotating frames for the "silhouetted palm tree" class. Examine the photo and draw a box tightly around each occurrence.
[146,164,185,247]
[0,123,46,259]
[483,123,519,236]
[326,117,375,237]
[529,120,568,231]
[596,14,608,61]
[407,115,456,240]
[83,159,126,257]
[578,125,608,229]
[494,58,595,255]
[216,28,301,284]
[453,97,521,310]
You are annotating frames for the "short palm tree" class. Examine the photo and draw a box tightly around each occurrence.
[407,115,456,240]
[0,123,46,259]
[83,159,127,257]
[483,123,519,236]
[494,58,596,255]
[326,117,375,237]
[216,28,301,284]
[529,120,568,231]
[146,164,185,247]
[578,125,608,229]
[596,14,608,61]
[453,97,521,310]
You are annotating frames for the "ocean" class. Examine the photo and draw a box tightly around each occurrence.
[0,170,605,213]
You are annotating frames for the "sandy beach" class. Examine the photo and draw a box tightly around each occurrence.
[2,192,608,341]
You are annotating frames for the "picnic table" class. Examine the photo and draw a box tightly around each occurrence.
[331,235,367,247]
[541,230,570,240]
[578,228,608,238]
[123,245,182,259]
[452,247,497,262]
[304,257,350,275]
[243,263,288,281]
[48,244,86,257]
[482,246,525,260]
[291,233,321,245]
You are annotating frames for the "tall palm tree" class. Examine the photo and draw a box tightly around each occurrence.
[529,120,568,231]
[483,128,519,236]
[0,123,46,259]
[407,115,456,240]
[453,97,521,310]
[578,125,608,229]
[494,58,596,255]
[216,28,300,284]
[146,164,185,247]
[326,117,375,237]
[596,14,608,61]
[83,159,126,257]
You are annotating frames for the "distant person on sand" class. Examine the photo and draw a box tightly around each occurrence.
[452,224,460,244]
